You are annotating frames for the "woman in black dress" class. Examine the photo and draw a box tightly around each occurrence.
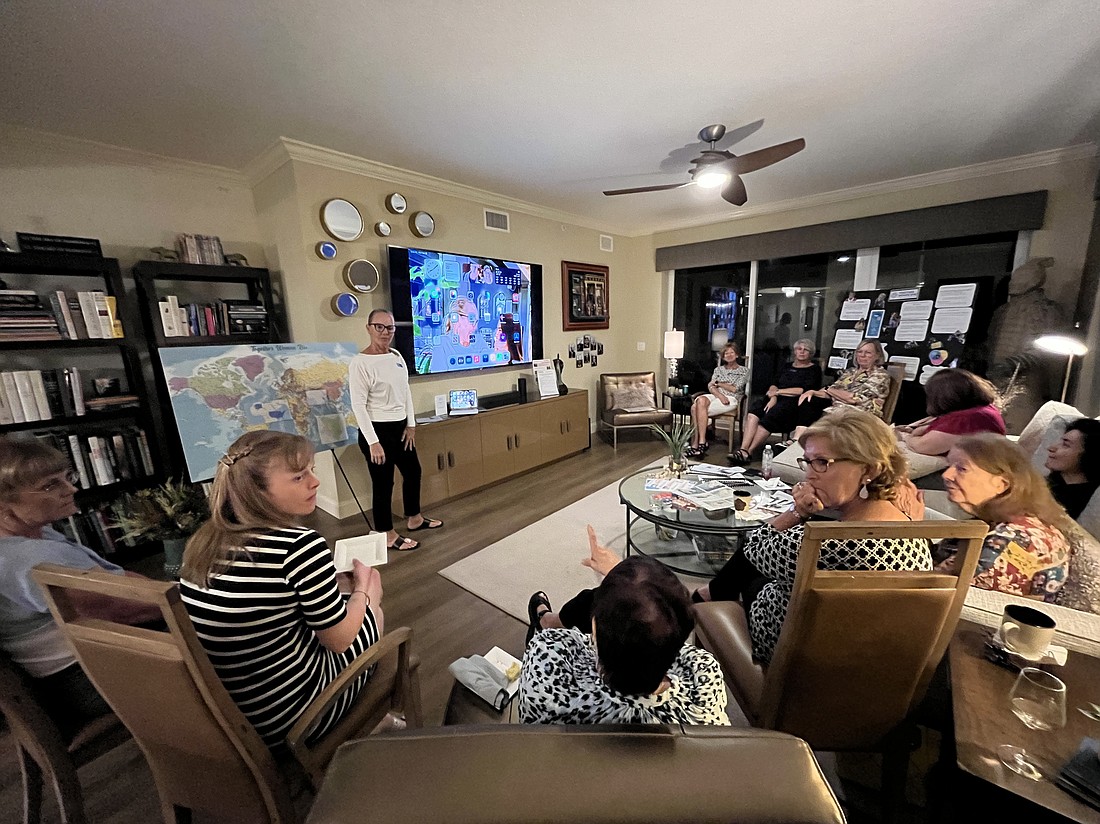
[731,338,822,463]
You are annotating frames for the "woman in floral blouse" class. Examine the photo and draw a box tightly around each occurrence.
[793,338,891,438]
[936,434,1071,602]
[686,342,749,457]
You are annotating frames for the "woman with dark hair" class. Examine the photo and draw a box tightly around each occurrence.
[1045,419,1100,520]
[0,437,160,736]
[520,538,729,725]
[937,434,1070,601]
[349,308,443,551]
[895,368,1004,456]
[180,430,385,748]
[793,339,891,438]
[732,337,822,463]
[686,342,748,457]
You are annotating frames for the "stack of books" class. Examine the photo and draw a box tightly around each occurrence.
[33,427,156,489]
[0,367,137,424]
[0,288,123,340]
[0,289,61,340]
[57,498,134,556]
[158,295,268,337]
[176,233,225,265]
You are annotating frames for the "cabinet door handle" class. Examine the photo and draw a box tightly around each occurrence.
[447,451,455,468]
[566,420,571,433]
[506,435,513,450]
[437,453,445,471]
[560,421,565,435]
[515,433,520,448]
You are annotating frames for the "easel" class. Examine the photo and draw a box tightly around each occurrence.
[330,449,373,530]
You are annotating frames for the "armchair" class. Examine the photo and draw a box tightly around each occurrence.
[597,372,673,450]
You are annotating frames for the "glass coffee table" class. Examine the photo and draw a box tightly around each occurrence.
[618,466,773,578]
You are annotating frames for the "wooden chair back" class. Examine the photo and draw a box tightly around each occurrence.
[31,564,298,824]
[759,519,988,751]
[881,364,906,423]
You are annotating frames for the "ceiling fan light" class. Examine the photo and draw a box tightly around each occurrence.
[695,170,730,189]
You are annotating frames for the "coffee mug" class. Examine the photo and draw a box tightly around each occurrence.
[999,604,1056,660]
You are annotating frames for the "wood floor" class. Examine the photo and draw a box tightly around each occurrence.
[0,434,668,824]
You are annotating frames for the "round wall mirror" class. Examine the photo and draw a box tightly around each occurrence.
[374,221,391,237]
[386,193,407,214]
[343,258,380,293]
[411,211,435,238]
[320,198,364,241]
[331,293,360,317]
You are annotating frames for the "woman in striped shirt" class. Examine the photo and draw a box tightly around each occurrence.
[180,431,383,749]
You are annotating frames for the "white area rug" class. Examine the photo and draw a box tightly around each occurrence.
[439,470,649,623]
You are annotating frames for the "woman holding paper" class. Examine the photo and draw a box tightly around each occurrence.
[792,338,891,436]
[180,430,384,748]
[349,308,443,552]
[692,410,931,663]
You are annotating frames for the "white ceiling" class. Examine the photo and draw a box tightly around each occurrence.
[2,1,1099,235]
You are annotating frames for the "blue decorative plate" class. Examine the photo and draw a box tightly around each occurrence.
[316,241,338,260]
[332,293,360,316]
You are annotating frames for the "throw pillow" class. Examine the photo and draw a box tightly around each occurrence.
[1016,401,1083,456]
[611,384,656,413]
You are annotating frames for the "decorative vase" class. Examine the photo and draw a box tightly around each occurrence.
[162,537,187,579]
[553,354,568,395]
[667,456,687,478]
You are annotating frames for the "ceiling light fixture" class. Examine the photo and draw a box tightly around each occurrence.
[836,256,851,263]
[782,286,800,298]
[695,169,730,189]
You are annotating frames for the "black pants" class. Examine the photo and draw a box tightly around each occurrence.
[795,396,832,429]
[359,421,422,532]
[707,550,770,615]
[32,662,112,739]
[558,588,597,632]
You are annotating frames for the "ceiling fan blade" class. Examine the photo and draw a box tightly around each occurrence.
[603,182,691,196]
[729,138,806,175]
[721,175,748,206]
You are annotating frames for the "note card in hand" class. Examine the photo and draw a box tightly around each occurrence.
[332,533,388,571]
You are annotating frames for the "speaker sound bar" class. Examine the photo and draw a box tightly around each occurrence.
[479,390,524,410]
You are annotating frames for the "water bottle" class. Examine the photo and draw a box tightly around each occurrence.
[762,445,774,480]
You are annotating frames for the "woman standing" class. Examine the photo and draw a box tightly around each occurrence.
[732,338,822,463]
[180,431,384,748]
[793,338,891,437]
[686,342,749,457]
[349,309,442,551]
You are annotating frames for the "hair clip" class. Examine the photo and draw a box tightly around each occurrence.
[219,445,254,467]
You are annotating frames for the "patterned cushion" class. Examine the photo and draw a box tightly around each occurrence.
[610,384,656,413]
[1058,522,1100,615]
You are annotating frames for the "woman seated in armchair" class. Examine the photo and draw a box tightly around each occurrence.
[179,430,384,749]
[521,529,729,725]
[693,409,931,663]
[895,368,1004,456]
[686,342,748,458]
[792,339,891,439]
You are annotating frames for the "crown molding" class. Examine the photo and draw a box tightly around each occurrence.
[0,123,249,186]
[243,136,630,236]
[650,143,1099,237]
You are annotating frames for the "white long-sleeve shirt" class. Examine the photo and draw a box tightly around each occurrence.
[348,350,415,445]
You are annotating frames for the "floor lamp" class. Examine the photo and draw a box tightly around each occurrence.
[664,329,684,389]
[1034,334,1088,403]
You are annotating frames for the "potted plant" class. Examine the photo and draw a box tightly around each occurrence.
[114,479,210,577]
[649,418,695,477]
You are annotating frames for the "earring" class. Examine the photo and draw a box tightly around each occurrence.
[859,479,870,499]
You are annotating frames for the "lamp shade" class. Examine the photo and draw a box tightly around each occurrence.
[1034,335,1088,357]
[663,330,685,359]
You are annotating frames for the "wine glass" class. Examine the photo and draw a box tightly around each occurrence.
[998,667,1067,780]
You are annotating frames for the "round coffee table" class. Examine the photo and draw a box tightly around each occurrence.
[618,467,770,578]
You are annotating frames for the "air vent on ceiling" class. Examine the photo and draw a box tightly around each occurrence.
[484,209,510,233]
[600,234,614,253]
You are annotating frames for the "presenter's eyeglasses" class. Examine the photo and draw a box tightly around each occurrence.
[29,470,80,494]
[369,323,396,333]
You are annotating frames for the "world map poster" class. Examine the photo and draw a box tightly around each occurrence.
[157,342,360,482]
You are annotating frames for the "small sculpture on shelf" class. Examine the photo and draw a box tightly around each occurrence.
[224,253,249,267]
[149,246,179,262]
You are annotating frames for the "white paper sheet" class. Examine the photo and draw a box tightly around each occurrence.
[919,365,948,384]
[935,283,977,308]
[828,355,849,370]
[931,307,972,334]
[899,300,933,319]
[833,329,864,349]
[889,288,920,301]
[839,299,871,321]
[894,319,929,341]
[888,355,920,380]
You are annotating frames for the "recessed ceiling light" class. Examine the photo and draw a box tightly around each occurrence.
[836,255,851,263]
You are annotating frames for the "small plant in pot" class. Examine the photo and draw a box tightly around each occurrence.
[114,479,210,577]
[649,418,695,477]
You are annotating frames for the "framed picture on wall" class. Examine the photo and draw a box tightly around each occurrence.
[561,261,610,330]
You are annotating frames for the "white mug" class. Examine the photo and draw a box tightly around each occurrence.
[999,604,1056,660]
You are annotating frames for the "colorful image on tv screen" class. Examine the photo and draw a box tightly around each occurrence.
[407,248,533,375]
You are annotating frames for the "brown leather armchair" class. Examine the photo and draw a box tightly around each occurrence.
[306,724,846,824]
[597,371,673,450]
[693,519,988,822]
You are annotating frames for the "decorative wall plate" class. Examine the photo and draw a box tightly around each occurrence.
[316,241,338,260]
[320,198,364,241]
[343,258,380,293]
[332,293,360,317]
[374,221,391,237]
[386,192,407,214]
[411,211,435,238]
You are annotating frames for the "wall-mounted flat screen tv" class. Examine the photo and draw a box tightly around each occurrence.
[388,245,543,376]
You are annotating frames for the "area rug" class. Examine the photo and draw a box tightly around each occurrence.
[438,462,663,623]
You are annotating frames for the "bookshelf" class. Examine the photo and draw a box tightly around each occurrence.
[131,260,284,477]
[0,251,164,559]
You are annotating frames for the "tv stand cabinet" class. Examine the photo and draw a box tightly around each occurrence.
[393,390,588,511]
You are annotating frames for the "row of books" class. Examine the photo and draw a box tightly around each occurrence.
[177,233,226,265]
[57,499,133,556]
[158,295,269,337]
[34,426,156,489]
[0,368,137,426]
[0,288,124,340]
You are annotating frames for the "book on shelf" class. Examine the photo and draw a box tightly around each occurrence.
[0,368,137,426]
[0,372,25,423]
[158,300,180,336]
[0,289,62,340]
[92,292,116,338]
[27,371,53,421]
[76,291,105,339]
[176,233,225,265]
[0,383,13,425]
[46,292,73,339]
[158,296,268,337]
[65,296,90,338]
[12,371,42,421]
[104,295,124,337]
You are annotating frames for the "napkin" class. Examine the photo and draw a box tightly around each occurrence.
[449,654,512,711]
[1056,738,1100,811]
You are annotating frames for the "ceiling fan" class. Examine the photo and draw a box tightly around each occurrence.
[603,124,806,206]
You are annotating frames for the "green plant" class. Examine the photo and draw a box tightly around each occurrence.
[649,418,695,463]
[113,478,210,543]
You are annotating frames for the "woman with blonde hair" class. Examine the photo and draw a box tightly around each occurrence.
[793,338,891,438]
[693,409,931,663]
[937,434,1070,601]
[686,341,749,457]
[180,430,384,748]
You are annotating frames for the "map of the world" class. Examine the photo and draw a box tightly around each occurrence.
[158,342,360,481]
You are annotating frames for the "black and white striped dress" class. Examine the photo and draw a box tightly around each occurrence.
[179,527,379,748]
